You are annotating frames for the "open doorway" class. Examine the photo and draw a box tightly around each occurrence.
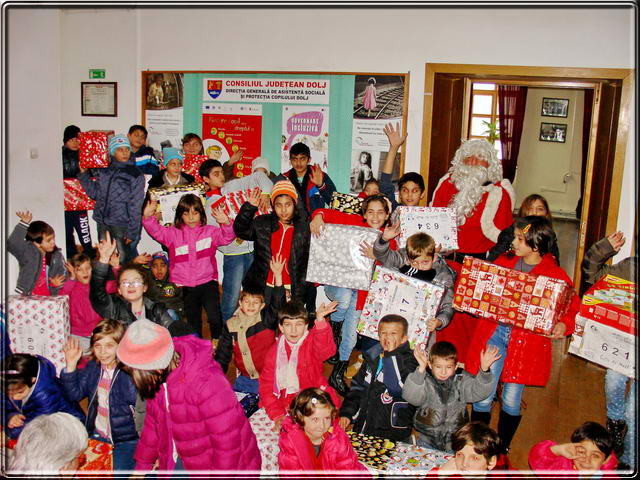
[420,64,633,293]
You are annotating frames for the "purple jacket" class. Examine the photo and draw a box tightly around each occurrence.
[134,335,261,472]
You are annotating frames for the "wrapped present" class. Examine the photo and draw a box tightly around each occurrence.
[306,224,380,290]
[357,266,444,348]
[209,187,271,221]
[390,206,458,250]
[330,191,363,214]
[182,154,208,183]
[386,442,452,474]
[148,183,207,225]
[246,404,279,471]
[78,131,113,169]
[5,437,112,471]
[63,178,95,211]
[347,431,396,470]
[7,295,70,374]
[453,256,574,336]
[569,275,636,378]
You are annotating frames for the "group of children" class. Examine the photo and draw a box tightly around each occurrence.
[1,122,633,475]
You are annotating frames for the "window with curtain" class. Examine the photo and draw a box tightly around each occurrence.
[469,83,502,159]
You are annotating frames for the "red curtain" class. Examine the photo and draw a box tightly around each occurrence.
[497,85,528,183]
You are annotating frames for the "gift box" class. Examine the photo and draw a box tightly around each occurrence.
[182,154,208,183]
[148,183,207,225]
[357,266,444,348]
[63,178,95,211]
[390,206,458,250]
[347,431,396,471]
[209,187,271,221]
[452,256,574,335]
[5,437,112,471]
[78,131,113,169]
[6,295,70,374]
[330,191,363,214]
[569,275,636,378]
[246,404,279,471]
[306,224,381,290]
[386,442,452,474]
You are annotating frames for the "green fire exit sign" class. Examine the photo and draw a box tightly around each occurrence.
[89,69,105,79]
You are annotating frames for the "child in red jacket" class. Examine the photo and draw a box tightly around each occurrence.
[259,299,340,431]
[278,387,366,471]
[465,216,580,453]
[529,421,618,474]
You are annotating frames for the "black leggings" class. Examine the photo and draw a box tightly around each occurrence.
[182,280,222,339]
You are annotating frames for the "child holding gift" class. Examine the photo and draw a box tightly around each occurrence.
[142,193,235,339]
[78,134,145,264]
[339,314,418,442]
[465,216,581,454]
[8,210,66,296]
[278,387,366,472]
[402,341,500,452]
[528,421,618,474]
[59,319,139,471]
[2,353,85,439]
[259,298,340,431]
[147,147,195,189]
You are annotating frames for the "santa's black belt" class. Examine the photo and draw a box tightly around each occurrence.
[446,251,487,264]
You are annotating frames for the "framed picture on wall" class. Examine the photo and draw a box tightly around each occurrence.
[539,122,567,143]
[541,97,569,118]
[81,82,117,117]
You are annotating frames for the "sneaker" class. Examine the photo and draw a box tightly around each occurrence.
[346,354,363,379]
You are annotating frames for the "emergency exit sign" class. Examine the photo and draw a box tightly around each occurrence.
[89,69,105,79]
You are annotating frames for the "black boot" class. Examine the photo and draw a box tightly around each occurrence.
[470,409,492,425]
[497,410,522,454]
[327,321,342,365]
[606,417,628,460]
[329,361,349,397]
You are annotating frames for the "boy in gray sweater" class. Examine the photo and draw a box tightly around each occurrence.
[402,341,500,452]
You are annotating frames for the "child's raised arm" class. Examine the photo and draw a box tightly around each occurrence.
[89,233,119,319]
[8,211,33,260]
[380,123,407,210]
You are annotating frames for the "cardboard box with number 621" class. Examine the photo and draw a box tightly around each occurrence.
[569,274,636,378]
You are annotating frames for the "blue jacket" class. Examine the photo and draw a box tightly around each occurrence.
[4,355,85,439]
[60,360,139,443]
[78,156,145,241]
[132,145,160,176]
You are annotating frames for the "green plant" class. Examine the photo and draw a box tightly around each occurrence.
[482,120,500,145]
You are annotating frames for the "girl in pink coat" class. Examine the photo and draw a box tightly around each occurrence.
[278,387,367,472]
[116,319,261,472]
[142,193,235,339]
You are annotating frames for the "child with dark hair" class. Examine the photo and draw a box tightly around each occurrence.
[2,353,84,439]
[433,422,502,476]
[352,151,373,192]
[465,216,581,454]
[402,341,500,452]
[181,133,204,155]
[8,210,66,296]
[259,299,339,431]
[359,178,380,198]
[128,124,159,176]
[145,251,185,321]
[147,147,195,189]
[529,421,618,472]
[339,314,418,442]
[278,387,366,471]
[142,193,234,339]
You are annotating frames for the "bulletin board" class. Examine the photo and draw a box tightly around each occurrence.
[141,71,409,193]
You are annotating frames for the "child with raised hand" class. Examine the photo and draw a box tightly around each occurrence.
[2,353,85,439]
[147,147,195,189]
[8,210,66,295]
[529,421,618,473]
[59,319,138,471]
[142,193,235,339]
[259,298,340,432]
[487,193,561,263]
[402,341,500,452]
[374,224,457,346]
[116,319,261,471]
[215,254,286,394]
[278,387,366,472]
[339,314,418,442]
[465,216,581,454]
[89,231,192,337]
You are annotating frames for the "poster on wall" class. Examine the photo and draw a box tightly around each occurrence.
[145,73,184,158]
[202,103,262,175]
[280,105,329,173]
[203,78,330,105]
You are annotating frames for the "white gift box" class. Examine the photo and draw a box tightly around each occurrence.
[391,206,458,251]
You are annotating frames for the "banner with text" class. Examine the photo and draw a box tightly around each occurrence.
[281,105,329,173]
[203,78,330,104]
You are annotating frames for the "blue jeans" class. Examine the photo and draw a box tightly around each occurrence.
[323,285,360,362]
[92,434,137,471]
[221,252,254,323]
[97,222,136,264]
[605,369,635,465]
[472,325,525,416]
[233,375,260,394]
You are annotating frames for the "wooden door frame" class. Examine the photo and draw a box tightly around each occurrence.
[420,63,633,287]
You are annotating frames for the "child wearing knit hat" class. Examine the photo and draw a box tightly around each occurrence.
[147,148,195,189]
[116,319,262,471]
[145,251,185,321]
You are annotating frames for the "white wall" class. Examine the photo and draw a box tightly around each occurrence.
[5,6,636,292]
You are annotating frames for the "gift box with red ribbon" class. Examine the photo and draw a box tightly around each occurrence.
[63,178,95,211]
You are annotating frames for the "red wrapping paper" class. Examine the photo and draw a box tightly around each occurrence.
[209,187,270,220]
[453,256,574,335]
[5,438,112,471]
[579,274,635,335]
[182,154,208,183]
[78,131,111,169]
[64,178,95,211]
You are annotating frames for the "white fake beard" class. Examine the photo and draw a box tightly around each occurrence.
[450,165,489,225]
